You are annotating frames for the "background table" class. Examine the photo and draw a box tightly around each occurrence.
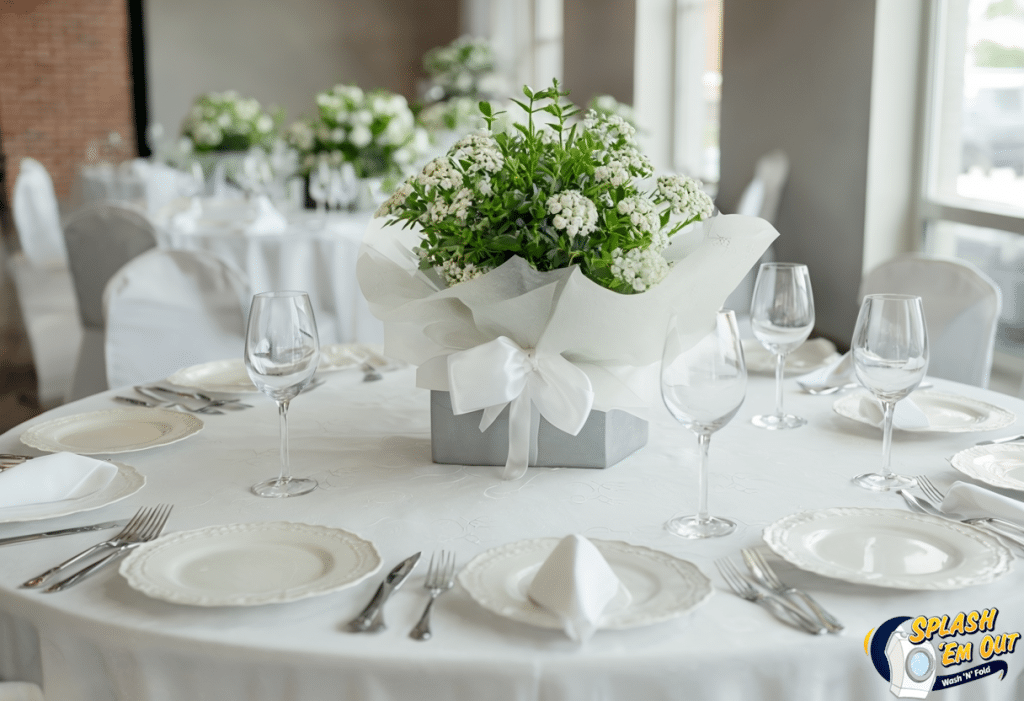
[2,370,1024,700]
[154,199,384,346]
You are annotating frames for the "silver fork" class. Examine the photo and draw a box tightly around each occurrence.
[43,504,172,592]
[21,506,155,588]
[741,548,843,633]
[917,475,1024,537]
[715,559,826,635]
[409,551,456,641]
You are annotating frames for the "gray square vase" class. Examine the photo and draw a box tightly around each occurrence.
[430,390,648,468]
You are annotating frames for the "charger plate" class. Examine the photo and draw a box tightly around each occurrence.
[833,390,1015,433]
[0,462,144,523]
[458,538,712,630]
[763,508,1012,590]
[742,338,840,374]
[120,522,382,606]
[950,444,1024,492]
[20,409,203,455]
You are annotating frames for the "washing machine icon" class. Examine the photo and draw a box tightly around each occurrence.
[885,623,937,699]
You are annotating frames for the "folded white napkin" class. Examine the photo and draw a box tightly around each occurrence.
[527,534,623,642]
[169,197,202,233]
[857,396,930,430]
[942,481,1024,525]
[797,351,852,388]
[245,195,289,234]
[0,452,117,509]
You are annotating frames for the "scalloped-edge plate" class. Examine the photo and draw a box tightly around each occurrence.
[20,409,203,455]
[833,389,1015,433]
[318,344,406,373]
[951,444,1024,492]
[120,522,382,606]
[742,338,840,374]
[0,461,144,523]
[763,508,1012,590]
[166,359,259,394]
[458,538,713,630]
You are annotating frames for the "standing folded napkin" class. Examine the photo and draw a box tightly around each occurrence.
[245,195,289,235]
[857,395,930,430]
[527,534,623,642]
[796,351,852,388]
[942,481,1024,525]
[0,452,117,508]
[169,197,203,233]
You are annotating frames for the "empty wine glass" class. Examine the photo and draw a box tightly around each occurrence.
[750,262,815,429]
[244,291,321,498]
[851,294,929,491]
[661,310,747,539]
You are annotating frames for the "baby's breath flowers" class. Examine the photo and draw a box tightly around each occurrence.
[181,91,277,152]
[377,81,714,294]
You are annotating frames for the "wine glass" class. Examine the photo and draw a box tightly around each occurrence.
[661,310,747,539]
[851,294,929,491]
[244,291,321,498]
[750,262,815,429]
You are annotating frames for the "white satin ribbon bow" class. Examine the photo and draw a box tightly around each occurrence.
[447,336,595,480]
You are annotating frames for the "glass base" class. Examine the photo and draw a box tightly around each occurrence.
[665,515,736,539]
[852,472,917,492]
[751,413,807,430]
[252,476,317,498]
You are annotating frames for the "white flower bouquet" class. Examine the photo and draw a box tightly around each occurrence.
[180,91,277,153]
[359,82,777,479]
[423,35,507,101]
[286,84,429,180]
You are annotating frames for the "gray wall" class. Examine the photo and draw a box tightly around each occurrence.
[718,0,878,346]
[144,0,460,137]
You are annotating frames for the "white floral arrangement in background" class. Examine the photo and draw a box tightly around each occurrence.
[417,96,488,133]
[377,82,714,294]
[180,90,277,153]
[586,94,640,130]
[422,35,508,102]
[286,84,429,179]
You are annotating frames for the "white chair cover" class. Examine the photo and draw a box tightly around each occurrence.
[103,249,250,388]
[0,682,43,701]
[63,204,157,400]
[723,150,789,316]
[860,253,1002,388]
[12,158,66,268]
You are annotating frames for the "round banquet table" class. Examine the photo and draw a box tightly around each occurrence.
[154,199,384,346]
[3,369,1024,701]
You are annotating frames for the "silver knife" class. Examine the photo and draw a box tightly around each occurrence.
[347,552,421,633]
[0,521,124,547]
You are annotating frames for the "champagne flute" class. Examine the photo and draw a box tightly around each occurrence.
[244,291,321,498]
[750,262,815,429]
[661,310,747,539]
[851,294,929,491]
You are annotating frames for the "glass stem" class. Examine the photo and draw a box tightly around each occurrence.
[880,400,895,477]
[696,432,711,524]
[277,398,291,484]
[774,352,786,417]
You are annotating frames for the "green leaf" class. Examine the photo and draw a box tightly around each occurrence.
[478,101,492,117]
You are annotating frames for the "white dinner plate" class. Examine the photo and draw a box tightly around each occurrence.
[166,359,259,394]
[832,389,1015,433]
[458,538,713,630]
[318,344,406,373]
[20,409,204,455]
[120,522,382,606]
[763,508,1012,590]
[742,338,840,374]
[0,461,144,523]
[950,444,1024,492]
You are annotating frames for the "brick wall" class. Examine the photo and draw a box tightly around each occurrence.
[0,0,136,207]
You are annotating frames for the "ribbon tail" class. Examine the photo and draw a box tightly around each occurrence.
[502,393,532,480]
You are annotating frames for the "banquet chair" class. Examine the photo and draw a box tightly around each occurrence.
[8,158,83,407]
[722,150,790,317]
[860,253,1002,388]
[0,682,43,701]
[63,203,157,400]
[103,249,250,388]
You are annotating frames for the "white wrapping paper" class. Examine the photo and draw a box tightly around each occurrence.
[357,214,778,478]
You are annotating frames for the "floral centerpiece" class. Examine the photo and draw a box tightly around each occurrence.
[359,82,778,480]
[286,84,428,181]
[180,90,277,153]
[422,35,507,101]
[586,94,640,130]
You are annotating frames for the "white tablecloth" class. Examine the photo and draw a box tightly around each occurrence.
[154,199,383,346]
[2,371,1024,700]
